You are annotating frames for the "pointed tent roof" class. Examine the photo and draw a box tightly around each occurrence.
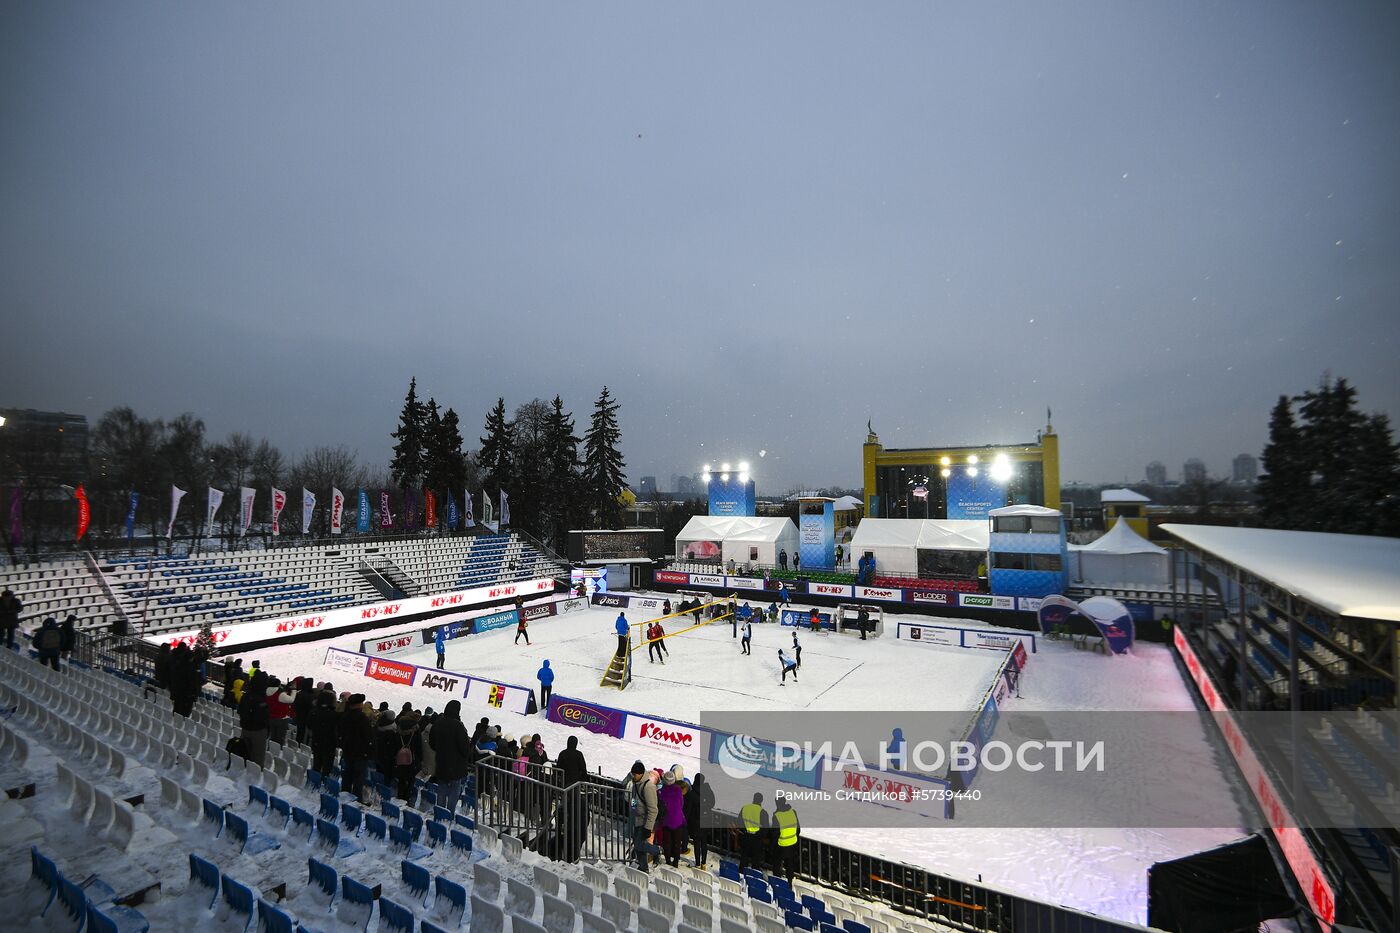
[988,504,1061,518]
[675,515,796,544]
[1101,488,1150,504]
[1078,516,1166,555]
[850,518,989,552]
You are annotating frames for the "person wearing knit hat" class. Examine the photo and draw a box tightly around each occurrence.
[657,763,688,867]
[628,760,661,872]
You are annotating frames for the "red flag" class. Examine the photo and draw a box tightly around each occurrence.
[424,489,437,528]
[75,484,90,541]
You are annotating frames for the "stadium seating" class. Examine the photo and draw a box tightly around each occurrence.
[0,531,565,639]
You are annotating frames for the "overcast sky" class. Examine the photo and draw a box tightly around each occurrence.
[3,2,1398,491]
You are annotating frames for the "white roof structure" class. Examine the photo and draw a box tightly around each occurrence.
[850,519,989,552]
[988,504,1062,518]
[832,495,863,511]
[1077,517,1166,555]
[676,515,795,544]
[1162,524,1400,623]
[1101,488,1150,504]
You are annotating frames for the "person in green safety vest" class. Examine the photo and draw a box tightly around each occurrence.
[772,793,801,883]
[738,791,768,873]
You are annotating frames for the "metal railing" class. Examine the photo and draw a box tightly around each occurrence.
[472,756,632,862]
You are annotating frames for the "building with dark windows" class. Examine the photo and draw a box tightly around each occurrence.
[0,408,89,485]
[861,416,1060,521]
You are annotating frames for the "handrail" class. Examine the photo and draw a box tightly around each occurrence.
[81,549,129,630]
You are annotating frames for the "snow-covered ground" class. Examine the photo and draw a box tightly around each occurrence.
[242,594,1248,925]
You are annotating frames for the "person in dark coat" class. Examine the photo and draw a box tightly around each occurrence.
[153,643,173,689]
[338,694,375,801]
[0,589,22,650]
[221,657,244,708]
[58,614,77,660]
[309,688,340,775]
[33,617,62,671]
[393,710,422,801]
[430,699,475,811]
[555,735,587,787]
[237,679,270,766]
[684,773,716,867]
[292,676,314,744]
[168,643,200,716]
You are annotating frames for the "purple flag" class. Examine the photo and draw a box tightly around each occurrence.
[404,487,419,531]
[379,490,393,528]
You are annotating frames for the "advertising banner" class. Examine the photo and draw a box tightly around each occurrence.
[709,731,824,790]
[74,485,89,541]
[591,593,628,610]
[547,695,628,738]
[654,570,690,585]
[8,486,21,548]
[124,490,138,541]
[622,713,708,756]
[807,581,852,598]
[360,630,423,656]
[424,490,437,529]
[357,489,370,533]
[780,609,836,631]
[302,488,316,535]
[571,567,608,597]
[690,574,724,587]
[627,596,666,612]
[560,597,588,614]
[324,647,369,676]
[798,500,835,571]
[1016,596,1043,612]
[422,617,474,644]
[331,488,344,535]
[706,476,755,517]
[909,590,951,605]
[379,490,393,528]
[725,576,764,591]
[820,764,953,820]
[445,491,459,530]
[856,585,903,602]
[207,487,224,532]
[953,694,1000,791]
[412,666,466,696]
[945,470,1009,520]
[168,485,188,538]
[520,602,558,623]
[473,609,518,634]
[365,656,416,686]
[959,593,1016,610]
[465,678,531,715]
[899,623,961,648]
[271,488,286,537]
[150,576,557,650]
[963,629,1037,653]
[239,487,256,536]
[897,622,1037,655]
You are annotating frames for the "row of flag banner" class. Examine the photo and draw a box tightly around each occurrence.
[6,484,511,544]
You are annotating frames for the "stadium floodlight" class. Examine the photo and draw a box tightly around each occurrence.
[739,461,750,472]
[967,454,979,465]
[738,473,748,483]
[990,452,1013,482]
[721,473,730,482]
[722,462,732,472]
[939,456,951,467]
[940,468,951,478]
[966,466,978,477]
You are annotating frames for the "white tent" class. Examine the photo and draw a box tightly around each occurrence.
[1072,517,1169,585]
[675,515,799,568]
[832,495,863,512]
[847,519,988,576]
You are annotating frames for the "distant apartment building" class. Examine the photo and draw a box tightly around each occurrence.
[1232,453,1258,484]
[1182,458,1207,484]
[639,475,657,498]
[0,408,89,485]
[675,474,700,498]
[1145,461,1167,486]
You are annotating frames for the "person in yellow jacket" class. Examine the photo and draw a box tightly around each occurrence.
[773,793,800,883]
[231,677,246,704]
[738,791,768,873]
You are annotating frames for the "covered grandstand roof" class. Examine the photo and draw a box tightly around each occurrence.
[1161,524,1400,623]
[849,518,989,552]
[675,515,796,544]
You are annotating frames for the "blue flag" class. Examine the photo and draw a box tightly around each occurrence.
[124,491,139,540]
[446,492,460,530]
[356,488,370,533]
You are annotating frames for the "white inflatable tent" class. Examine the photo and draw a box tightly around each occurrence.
[1072,517,1169,585]
[674,515,800,568]
[847,518,989,576]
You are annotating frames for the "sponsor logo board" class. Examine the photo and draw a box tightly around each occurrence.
[654,571,690,585]
[521,603,557,622]
[809,582,852,597]
[547,697,627,738]
[324,648,368,675]
[856,586,902,602]
[474,609,519,633]
[901,624,960,647]
[690,574,724,587]
[726,576,763,590]
[560,598,587,614]
[1016,597,1043,612]
[365,657,415,686]
[958,594,1016,610]
[910,591,950,604]
[361,631,422,655]
[592,594,628,609]
[413,668,465,694]
[465,678,530,715]
[622,714,707,754]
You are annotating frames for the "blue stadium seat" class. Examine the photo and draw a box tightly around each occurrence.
[454,813,475,831]
[401,861,431,905]
[189,854,222,910]
[434,876,467,929]
[29,847,58,917]
[381,800,401,822]
[304,858,337,915]
[401,809,424,841]
[785,910,816,931]
[341,803,363,835]
[220,876,257,930]
[842,921,872,933]
[433,806,453,823]
[389,824,431,860]
[323,777,340,797]
[291,807,315,842]
[86,901,151,933]
[203,799,225,838]
[248,785,270,816]
[364,813,388,844]
[257,900,295,933]
[52,876,87,931]
[378,896,416,933]
[426,820,447,848]
[226,811,281,856]
[449,829,473,856]
[268,796,292,830]
[319,793,340,820]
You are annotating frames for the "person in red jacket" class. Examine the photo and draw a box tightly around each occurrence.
[265,678,296,746]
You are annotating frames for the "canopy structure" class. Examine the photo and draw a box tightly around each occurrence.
[675,515,799,568]
[988,504,1062,518]
[1071,517,1169,585]
[848,518,988,576]
[832,495,863,512]
[1101,488,1151,504]
[1162,524,1400,623]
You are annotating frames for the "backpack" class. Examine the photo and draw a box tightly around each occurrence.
[225,736,247,758]
[396,734,413,767]
[38,628,61,651]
